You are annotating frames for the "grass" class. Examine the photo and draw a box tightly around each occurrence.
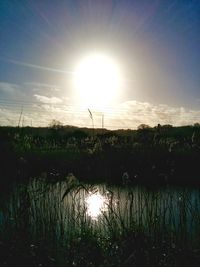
[1,125,200,185]
[1,125,200,265]
[1,176,200,266]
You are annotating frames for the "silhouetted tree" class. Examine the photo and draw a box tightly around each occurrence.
[48,119,63,129]
[137,124,150,130]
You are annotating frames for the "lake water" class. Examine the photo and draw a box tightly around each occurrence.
[1,176,200,248]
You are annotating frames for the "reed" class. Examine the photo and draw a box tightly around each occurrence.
[1,177,200,266]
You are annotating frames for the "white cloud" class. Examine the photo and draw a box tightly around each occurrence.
[1,95,200,128]
[107,100,200,129]
[34,94,63,104]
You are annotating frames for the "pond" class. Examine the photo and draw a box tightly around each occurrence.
[1,175,200,266]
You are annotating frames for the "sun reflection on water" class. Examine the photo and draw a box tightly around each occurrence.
[85,191,109,220]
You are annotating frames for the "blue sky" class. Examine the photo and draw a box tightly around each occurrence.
[0,0,200,128]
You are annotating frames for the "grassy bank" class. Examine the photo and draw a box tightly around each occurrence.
[0,125,200,185]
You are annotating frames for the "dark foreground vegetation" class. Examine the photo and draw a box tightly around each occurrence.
[1,124,200,267]
[1,178,200,267]
[1,123,200,186]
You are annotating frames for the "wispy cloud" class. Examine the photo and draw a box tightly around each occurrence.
[1,87,200,129]
[34,94,63,104]
[25,82,61,92]
[107,100,200,128]
[0,82,21,97]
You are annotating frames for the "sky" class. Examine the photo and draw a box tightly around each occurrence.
[0,0,200,129]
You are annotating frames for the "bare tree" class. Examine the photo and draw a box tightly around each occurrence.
[48,119,63,129]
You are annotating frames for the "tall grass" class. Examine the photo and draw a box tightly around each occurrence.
[1,177,200,266]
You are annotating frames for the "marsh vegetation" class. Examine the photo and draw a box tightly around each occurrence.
[1,176,200,266]
[0,125,200,266]
[1,124,200,185]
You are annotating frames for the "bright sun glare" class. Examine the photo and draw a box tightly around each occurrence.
[85,191,108,220]
[74,53,121,109]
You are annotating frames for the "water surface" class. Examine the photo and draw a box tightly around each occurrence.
[1,177,200,249]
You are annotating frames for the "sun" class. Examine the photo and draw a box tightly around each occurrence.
[73,53,121,110]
